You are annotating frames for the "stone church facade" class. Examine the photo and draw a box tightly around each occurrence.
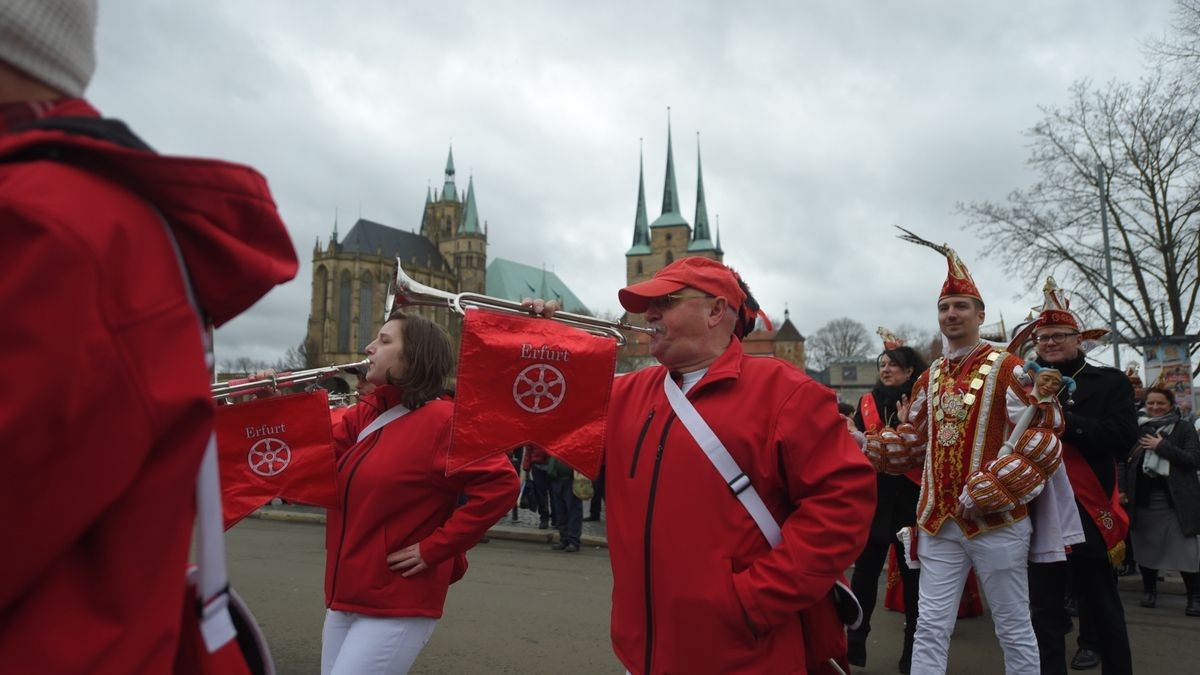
[305,148,485,367]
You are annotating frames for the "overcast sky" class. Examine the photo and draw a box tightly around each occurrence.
[89,0,1178,364]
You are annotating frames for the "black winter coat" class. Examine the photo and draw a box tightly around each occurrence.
[1036,354,1138,558]
[1125,416,1200,537]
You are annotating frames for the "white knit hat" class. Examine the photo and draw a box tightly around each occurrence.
[0,0,97,97]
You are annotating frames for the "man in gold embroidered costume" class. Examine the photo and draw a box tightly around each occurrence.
[897,231,1063,675]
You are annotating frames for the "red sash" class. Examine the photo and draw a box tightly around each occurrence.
[859,394,883,432]
[1061,442,1128,563]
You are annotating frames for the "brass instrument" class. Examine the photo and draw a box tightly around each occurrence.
[212,359,370,400]
[384,258,655,345]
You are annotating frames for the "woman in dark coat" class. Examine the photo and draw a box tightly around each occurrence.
[1126,386,1200,616]
[848,344,927,673]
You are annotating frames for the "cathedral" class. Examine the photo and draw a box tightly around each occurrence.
[305,148,486,367]
[621,119,807,371]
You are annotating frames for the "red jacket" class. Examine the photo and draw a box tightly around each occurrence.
[606,339,876,674]
[0,100,296,673]
[325,386,519,617]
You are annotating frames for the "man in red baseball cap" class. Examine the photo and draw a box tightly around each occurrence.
[532,256,875,674]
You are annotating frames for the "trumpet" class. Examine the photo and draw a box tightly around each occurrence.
[212,359,370,400]
[384,258,655,345]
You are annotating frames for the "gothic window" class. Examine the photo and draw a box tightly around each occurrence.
[337,270,352,352]
[314,266,328,320]
[665,250,674,264]
[359,271,374,350]
[636,260,643,275]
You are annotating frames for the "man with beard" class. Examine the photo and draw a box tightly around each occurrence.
[1026,279,1136,675]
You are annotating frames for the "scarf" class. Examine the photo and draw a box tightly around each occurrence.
[1138,409,1180,477]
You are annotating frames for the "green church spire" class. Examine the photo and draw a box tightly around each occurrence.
[459,174,481,233]
[626,140,651,255]
[650,108,688,228]
[441,145,458,203]
[688,133,715,251]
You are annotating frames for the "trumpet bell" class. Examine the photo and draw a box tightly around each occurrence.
[383,257,654,345]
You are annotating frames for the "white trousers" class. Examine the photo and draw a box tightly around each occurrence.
[911,518,1039,675]
[321,609,438,675]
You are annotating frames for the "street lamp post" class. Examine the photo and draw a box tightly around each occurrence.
[1097,162,1121,368]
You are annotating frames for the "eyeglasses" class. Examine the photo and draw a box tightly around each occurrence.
[647,292,714,311]
[1034,332,1079,345]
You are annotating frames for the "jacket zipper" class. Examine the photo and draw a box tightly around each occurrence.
[628,409,656,478]
[327,434,380,602]
[643,414,675,675]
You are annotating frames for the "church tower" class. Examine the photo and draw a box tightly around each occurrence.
[625,113,724,291]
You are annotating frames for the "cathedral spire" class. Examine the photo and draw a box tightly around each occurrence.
[650,107,688,228]
[688,132,715,251]
[459,173,481,233]
[332,206,339,243]
[626,139,651,256]
[441,144,458,203]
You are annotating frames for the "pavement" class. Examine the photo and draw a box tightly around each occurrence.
[228,517,1200,674]
[252,497,610,548]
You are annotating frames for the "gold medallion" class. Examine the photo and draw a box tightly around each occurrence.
[937,425,960,447]
[940,391,968,421]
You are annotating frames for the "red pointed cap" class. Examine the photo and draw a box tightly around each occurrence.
[939,248,983,303]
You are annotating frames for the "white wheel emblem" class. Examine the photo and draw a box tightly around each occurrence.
[513,363,567,413]
[248,437,292,477]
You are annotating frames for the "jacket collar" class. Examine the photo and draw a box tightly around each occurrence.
[670,336,743,396]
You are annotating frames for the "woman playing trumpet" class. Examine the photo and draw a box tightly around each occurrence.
[321,310,519,674]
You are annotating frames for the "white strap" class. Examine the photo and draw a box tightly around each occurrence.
[157,210,238,653]
[195,431,237,651]
[357,403,411,443]
[662,372,782,547]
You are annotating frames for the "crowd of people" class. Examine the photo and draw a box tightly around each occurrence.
[6,4,1200,675]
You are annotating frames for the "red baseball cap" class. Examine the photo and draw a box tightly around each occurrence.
[618,256,748,313]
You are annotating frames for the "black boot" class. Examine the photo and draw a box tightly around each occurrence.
[1183,572,1200,617]
[898,626,914,673]
[847,636,866,667]
[1140,567,1158,608]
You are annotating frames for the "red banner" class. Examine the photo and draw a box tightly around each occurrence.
[215,390,337,529]
[448,309,617,478]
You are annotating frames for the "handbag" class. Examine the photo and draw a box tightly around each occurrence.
[572,474,595,500]
[519,479,538,511]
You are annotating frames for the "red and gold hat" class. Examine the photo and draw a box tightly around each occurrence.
[877,326,905,350]
[896,227,982,303]
[1034,277,1080,331]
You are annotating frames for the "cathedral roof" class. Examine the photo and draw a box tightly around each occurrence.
[486,258,590,314]
[340,218,451,271]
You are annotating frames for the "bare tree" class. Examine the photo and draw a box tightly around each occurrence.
[807,318,872,370]
[894,323,939,363]
[960,73,1200,364]
[1148,0,1200,67]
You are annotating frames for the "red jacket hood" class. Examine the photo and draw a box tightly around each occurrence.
[0,100,297,326]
